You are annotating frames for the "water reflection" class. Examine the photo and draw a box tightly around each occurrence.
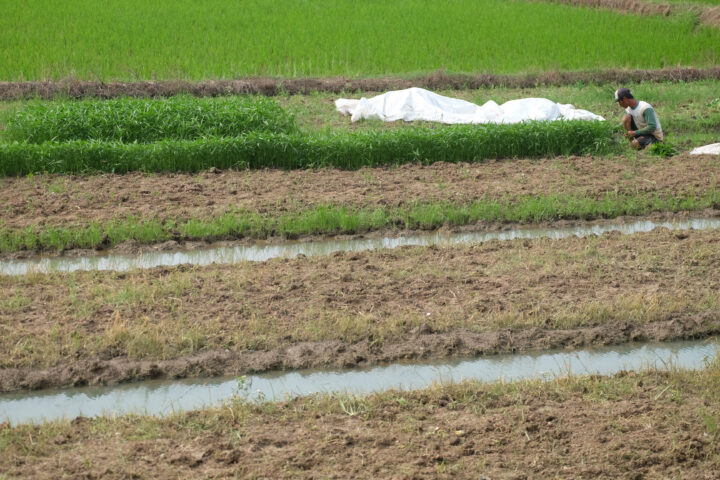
[2,217,719,275]
[1,338,717,425]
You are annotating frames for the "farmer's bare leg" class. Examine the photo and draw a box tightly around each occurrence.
[622,114,633,132]
[622,114,639,147]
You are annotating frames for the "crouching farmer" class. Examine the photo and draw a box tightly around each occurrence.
[614,87,663,150]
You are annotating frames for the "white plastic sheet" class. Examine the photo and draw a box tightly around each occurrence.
[690,143,720,156]
[335,87,604,124]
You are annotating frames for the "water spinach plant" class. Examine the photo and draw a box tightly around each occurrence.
[0,119,613,175]
[4,95,299,143]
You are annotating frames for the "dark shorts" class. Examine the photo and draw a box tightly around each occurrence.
[630,118,659,149]
[635,135,659,148]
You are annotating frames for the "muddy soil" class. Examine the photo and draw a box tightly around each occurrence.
[2,368,719,479]
[1,67,719,100]
[2,227,719,392]
[1,154,719,240]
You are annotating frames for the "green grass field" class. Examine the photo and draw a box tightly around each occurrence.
[1,0,719,81]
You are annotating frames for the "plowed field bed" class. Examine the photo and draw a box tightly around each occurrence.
[3,225,719,392]
[2,154,718,236]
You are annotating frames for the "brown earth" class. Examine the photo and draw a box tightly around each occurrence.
[1,67,720,100]
[2,367,719,479]
[544,0,720,29]
[1,154,719,238]
[544,0,720,28]
[702,6,720,27]
[543,0,673,16]
[2,226,719,392]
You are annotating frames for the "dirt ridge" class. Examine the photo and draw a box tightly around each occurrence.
[2,315,717,393]
[542,0,720,27]
[701,6,720,27]
[544,0,673,16]
[2,67,720,100]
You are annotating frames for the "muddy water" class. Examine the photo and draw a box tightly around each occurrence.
[1,339,717,425]
[2,217,720,276]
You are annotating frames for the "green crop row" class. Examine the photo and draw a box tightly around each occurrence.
[0,120,613,176]
[2,0,719,81]
[3,96,299,143]
[2,190,718,253]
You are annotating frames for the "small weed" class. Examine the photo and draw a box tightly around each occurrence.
[47,181,66,194]
[700,409,719,443]
[0,291,32,313]
[232,375,254,401]
[337,394,370,416]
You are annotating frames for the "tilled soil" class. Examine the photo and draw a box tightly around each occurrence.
[2,368,719,479]
[1,154,719,236]
[2,227,719,392]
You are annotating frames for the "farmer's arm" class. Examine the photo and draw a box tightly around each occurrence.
[633,108,658,136]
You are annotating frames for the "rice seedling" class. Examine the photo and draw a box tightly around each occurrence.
[1,0,719,80]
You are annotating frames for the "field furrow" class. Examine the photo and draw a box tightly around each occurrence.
[2,226,718,391]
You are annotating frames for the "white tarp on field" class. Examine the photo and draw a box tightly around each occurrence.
[690,143,720,155]
[335,87,604,124]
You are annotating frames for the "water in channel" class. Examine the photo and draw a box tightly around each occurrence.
[1,338,717,425]
[2,217,720,275]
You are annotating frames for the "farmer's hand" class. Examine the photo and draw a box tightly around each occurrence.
[624,130,636,139]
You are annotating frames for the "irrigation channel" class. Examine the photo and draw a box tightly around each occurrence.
[1,339,718,425]
[2,217,720,275]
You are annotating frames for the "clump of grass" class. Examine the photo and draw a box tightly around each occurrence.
[649,141,679,158]
[0,120,613,176]
[3,95,299,143]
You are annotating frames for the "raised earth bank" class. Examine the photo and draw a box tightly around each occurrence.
[2,67,720,99]
[2,226,719,392]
